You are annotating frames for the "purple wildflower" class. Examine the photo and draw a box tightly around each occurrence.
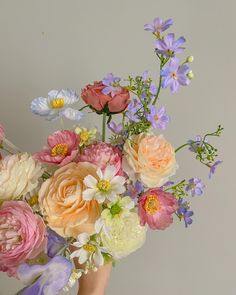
[126,99,142,122]
[160,181,175,190]
[177,199,194,228]
[209,160,223,179]
[47,228,67,258]
[144,18,173,34]
[146,106,170,129]
[161,58,190,93]
[155,33,185,57]
[17,256,72,295]
[188,135,208,152]
[150,82,158,95]
[142,70,149,82]
[102,73,121,97]
[186,177,205,197]
[108,122,123,134]
[127,181,144,203]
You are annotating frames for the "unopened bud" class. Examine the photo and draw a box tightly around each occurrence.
[187,70,194,80]
[186,56,194,63]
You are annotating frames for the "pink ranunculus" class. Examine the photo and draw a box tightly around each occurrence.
[0,201,47,277]
[138,188,178,230]
[81,81,130,113]
[0,124,5,143]
[77,142,123,175]
[34,130,80,166]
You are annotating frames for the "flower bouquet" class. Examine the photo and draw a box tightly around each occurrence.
[0,17,223,295]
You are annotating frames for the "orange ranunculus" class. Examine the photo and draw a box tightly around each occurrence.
[81,81,130,113]
[38,162,101,238]
[123,133,178,188]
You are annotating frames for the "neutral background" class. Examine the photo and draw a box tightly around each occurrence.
[0,0,235,294]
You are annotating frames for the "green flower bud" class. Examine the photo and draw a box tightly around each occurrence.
[187,70,194,80]
[186,56,194,63]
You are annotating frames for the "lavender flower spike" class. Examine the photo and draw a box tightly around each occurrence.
[108,122,123,134]
[155,33,186,57]
[144,18,173,35]
[161,57,190,93]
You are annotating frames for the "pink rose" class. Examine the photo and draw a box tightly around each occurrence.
[34,130,80,166]
[81,81,130,113]
[0,201,47,277]
[138,188,178,230]
[77,142,123,175]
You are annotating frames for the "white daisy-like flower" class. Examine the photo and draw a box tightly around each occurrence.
[70,233,105,268]
[83,165,126,203]
[31,89,83,121]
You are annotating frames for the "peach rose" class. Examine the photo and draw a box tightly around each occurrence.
[38,162,101,238]
[81,81,130,113]
[123,133,178,188]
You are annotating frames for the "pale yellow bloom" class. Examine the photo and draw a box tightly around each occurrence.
[75,127,97,147]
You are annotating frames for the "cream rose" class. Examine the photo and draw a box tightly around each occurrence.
[0,153,44,203]
[38,162,101,238]
[123,133,178,187]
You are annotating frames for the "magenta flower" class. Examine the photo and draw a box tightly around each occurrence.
[144,18,173,34]
[138,188,178,230]
[78,142,123,176]
[34,130,80,166]
[146,106,170,129]
[155,33,185,57]
[161,58,191,93]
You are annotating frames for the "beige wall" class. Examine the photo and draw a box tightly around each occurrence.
[0,0,235,294]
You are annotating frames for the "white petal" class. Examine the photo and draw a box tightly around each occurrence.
[70,249,83,259]
[31,97,51,115]
[79,250,90,264]
[83,188,97,200]
[111,183,126,194]
[61,107,83,121]
[48,89,59,99]
[84,175,98,188]
[95,218,104,234]
[95,192,106,203]
[110,175,126,186]
[60,89,79,105]
[96,168,104,179]
[93,250,104,267]
[107,192,118,202]
[77,233,90,245]
[104,165,116,180]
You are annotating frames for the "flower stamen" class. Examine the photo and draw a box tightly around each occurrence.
[144,194,161,215]
[51,98,65,109]
[97,180,111,192]
[51,143,68,157]
[83,244,96,253]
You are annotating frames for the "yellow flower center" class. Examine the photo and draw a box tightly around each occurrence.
[83,243,96,253]
[97,180,111,192]
[51,98,65,109]
[51,143,68,157]
[144,194,161,215]
[80,131,90,142]
[28,195,39,206]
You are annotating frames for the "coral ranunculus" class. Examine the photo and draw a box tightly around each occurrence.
[0,153,44,203]
[138,188,178,230]
[81,81,130,113]
[0,201,47,277]
[78,142,123,176]
[38,162,101,238]
[123,133,178,187]
[34,130,80,166]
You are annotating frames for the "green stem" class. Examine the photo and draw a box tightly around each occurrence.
[175,143,190,153]
[102,113,106,142]
[78,105,89,111]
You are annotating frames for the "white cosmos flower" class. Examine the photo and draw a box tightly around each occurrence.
[31,89,83,121]
[83,165,126,203]
[70,233,105,268]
